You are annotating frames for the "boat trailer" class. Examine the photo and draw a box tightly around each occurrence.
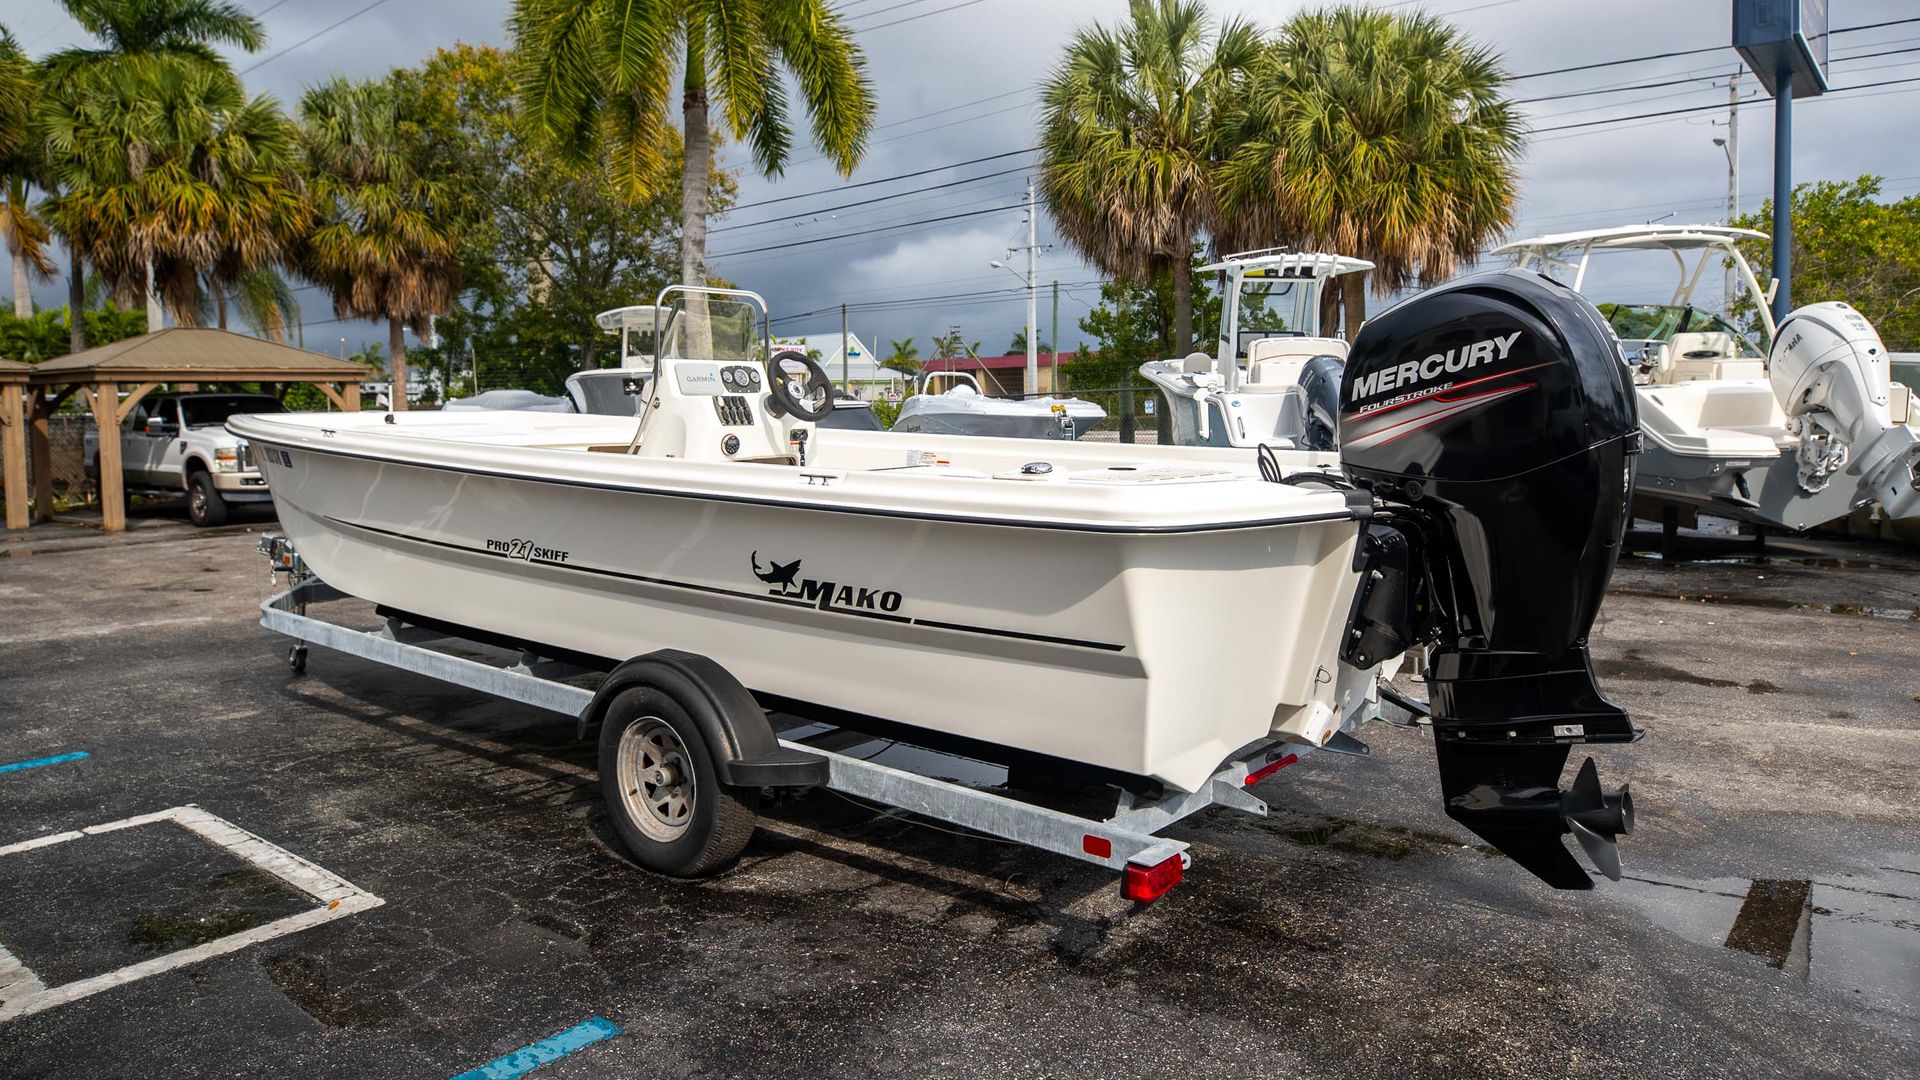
[257,535,1382,903]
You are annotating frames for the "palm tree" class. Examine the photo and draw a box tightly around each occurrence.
[1008,328,1051,355]
[230,265,300,342]
[509,0,875,293]
[1,29,55,320]
[881,335,921,381]
[300,78,459,410]
[1215,6,1522,332]
[38,0,265,336]
[41,0,263,88]
[40,57,307,328]
[1038,0,1260,358]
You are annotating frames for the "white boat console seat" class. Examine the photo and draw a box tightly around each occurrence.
[1243,337,1348,392]
[1661,332,1764,383]
[1181,352,1226,377]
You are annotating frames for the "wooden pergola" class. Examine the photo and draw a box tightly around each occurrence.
[1,359,30,531]
[25,328,367,533]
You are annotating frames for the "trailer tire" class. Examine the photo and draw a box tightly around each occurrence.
[188,470,228,527]
[599,686,758,877]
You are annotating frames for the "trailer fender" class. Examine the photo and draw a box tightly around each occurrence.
[580,649,827,788]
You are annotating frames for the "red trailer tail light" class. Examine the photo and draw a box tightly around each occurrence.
[1123,853,1185,902]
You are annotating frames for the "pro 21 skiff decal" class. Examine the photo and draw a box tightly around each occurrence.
[486,537,573,564]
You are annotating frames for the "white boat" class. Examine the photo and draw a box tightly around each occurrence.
[442,305,664,417]
[1141,250,1374,448]
[232,278,1638,890]
[1495,225,1920,531]
[892,370,1106,439]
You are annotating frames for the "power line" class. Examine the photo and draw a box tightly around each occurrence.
[714,165,1030,233]
[1531,74,1920,135]
[728,148,1036,212]
[1509,17,1920,83]
[238,0,399,76]
[856,0,997,33]
[712,203,1023,259]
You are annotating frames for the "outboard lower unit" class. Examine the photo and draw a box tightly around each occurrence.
[1335,269,1641,889]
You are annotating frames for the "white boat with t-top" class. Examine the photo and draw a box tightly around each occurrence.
[233,278,1641,891]
[1496,224,1920,532]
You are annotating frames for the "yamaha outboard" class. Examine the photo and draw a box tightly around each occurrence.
[1336,269,1640,889]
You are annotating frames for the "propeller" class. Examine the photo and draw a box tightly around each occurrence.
[1560,757,1633,881]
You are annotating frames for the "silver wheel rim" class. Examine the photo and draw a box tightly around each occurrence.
[190,485,206,517]
[615,717,696,842]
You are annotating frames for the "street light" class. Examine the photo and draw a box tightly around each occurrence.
[1713,135,1738,312]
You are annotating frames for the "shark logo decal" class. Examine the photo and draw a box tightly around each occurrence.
[752,551,804,595]
[751,551,903,614]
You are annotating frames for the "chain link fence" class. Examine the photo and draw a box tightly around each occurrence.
[1024,386,1171,445]
[0,414,94,517]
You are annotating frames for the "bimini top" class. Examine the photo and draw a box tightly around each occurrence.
[1491,224,1769,258]
[1199,249,1375,279]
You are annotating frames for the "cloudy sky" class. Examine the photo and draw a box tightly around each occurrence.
[10,0,1920,359]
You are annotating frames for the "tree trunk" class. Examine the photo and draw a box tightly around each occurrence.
[145,259,164,332]
[10,247,29,318]
[1342,273,1367,340]
[215,287,227,330]
[68,250,86,354]
[1170,255,1193,357]
[1319,280,1342,337]
[680,26,713,358]
[388,315,408,411]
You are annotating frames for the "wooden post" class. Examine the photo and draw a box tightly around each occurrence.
[92,381,125,533]
[341,382,361,412]
[1,383,27,531]
[29,386,53,522]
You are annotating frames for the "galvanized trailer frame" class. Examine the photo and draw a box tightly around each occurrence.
[256,536,1370,900]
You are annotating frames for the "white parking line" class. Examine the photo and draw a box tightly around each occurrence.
[0,805,384,1022]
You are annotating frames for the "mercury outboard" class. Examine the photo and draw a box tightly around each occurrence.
[1335,269,1640,889]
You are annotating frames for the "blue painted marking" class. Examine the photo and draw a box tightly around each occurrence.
[450,1016,621,1080]
[0,751,91,775]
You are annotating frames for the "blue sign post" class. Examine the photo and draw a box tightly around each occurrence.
[1733,0,1831,324]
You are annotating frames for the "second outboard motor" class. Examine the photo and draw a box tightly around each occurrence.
[1296,354,1345,452]
[1336,269,1640,890]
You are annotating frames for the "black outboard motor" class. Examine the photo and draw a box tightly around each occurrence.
[1336,269,1640,890]
[1296,354,1344,452]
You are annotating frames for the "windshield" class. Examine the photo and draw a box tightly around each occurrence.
[181,395,285,426]
[1596,304,1762,356]
[658,295,765,362]
[568,370,647,416]
[1232,277,1303,358]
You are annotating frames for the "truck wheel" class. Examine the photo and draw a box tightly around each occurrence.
[187,471,229,527]
[599,686,758,877]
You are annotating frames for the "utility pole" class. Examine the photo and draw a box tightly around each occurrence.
[1024,178,1038,397]
[841,302,849,392]
[1050,279,1060,396]
[1727,68,1739,311]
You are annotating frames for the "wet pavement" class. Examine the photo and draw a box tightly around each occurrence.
[0,525,1916,1078]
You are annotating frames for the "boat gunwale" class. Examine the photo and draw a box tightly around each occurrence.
[229,417,1363,536]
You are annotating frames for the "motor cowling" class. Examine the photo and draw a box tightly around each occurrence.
[1770,301,1920,517]
[1336,269,1640,890]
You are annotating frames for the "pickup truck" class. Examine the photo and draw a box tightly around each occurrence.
[85,392,282,526]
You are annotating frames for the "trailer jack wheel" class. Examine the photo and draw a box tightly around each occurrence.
[288,645,307,674]
[599,686,758,877]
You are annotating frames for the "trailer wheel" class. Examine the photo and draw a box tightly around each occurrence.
[599,687,758,876]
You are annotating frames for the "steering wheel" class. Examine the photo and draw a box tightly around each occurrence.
[765,349,835,422]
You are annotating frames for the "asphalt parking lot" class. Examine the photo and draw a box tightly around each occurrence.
[1,523,1916,1079]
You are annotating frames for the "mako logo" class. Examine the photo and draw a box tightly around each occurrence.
[1349,331,1523,403]
[752,551,904,613]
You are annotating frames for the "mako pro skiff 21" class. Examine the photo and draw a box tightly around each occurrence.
[234,274,1639,893]
[1496,225,1920,531]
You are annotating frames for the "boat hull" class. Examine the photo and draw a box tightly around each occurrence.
[251,439,1364,792]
